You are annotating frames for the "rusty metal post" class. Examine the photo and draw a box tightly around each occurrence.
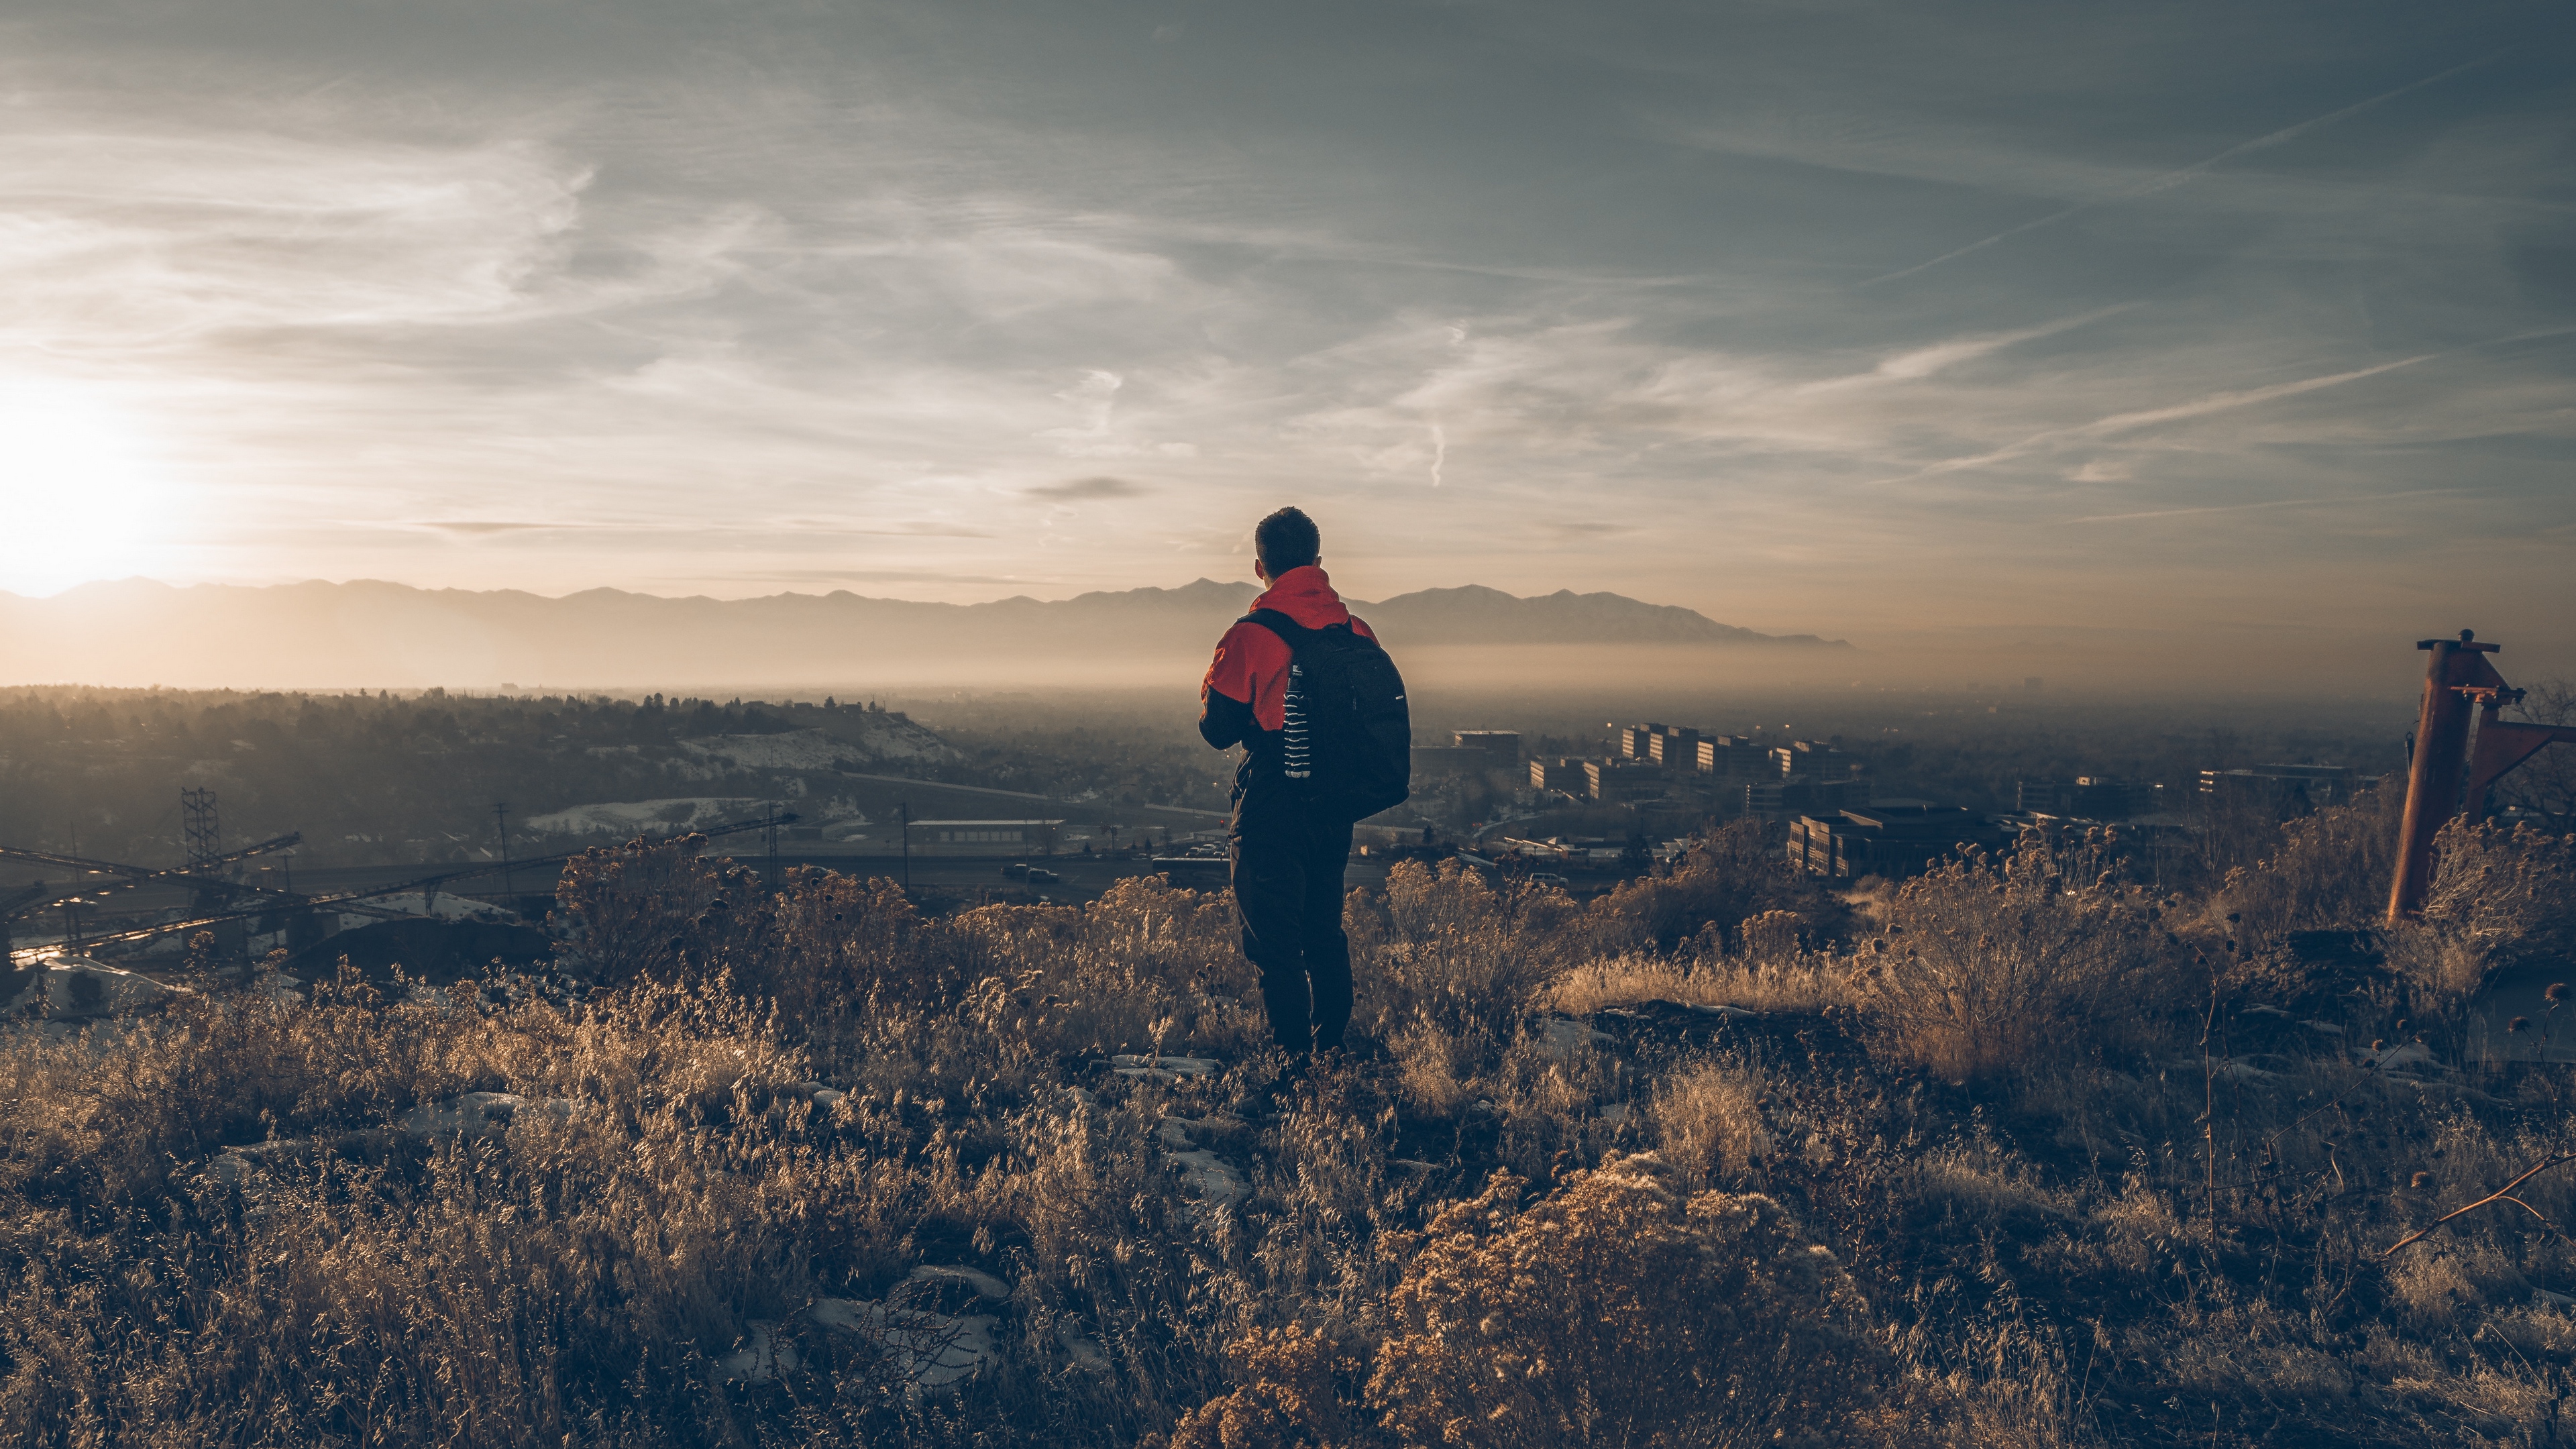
[2387,630,2491,923]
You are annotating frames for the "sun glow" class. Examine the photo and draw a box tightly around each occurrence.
[0,381,182,596]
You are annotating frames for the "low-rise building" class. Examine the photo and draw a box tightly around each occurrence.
[1772,739,1859,780]
[1787,802,2006,879]
[904,819,1065,855]
[1411,747,1493,777]
[1587,759,1666,802]
[2200,764,2350,811]
[2017,775,2137,818]
[1745,775,1865,821]
[1529,757,1589,794]
[1452,730,1522,761]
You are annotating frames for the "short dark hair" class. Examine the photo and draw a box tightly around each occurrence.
[1254,506,1320,573]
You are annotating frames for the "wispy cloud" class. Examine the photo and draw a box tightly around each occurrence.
[1861,52,2504,286]
[411,521,570,535]
[1897,354,2440,481]
[696,569,1043,586]
[2063,486,2469,525]
[1024,476,1148,501]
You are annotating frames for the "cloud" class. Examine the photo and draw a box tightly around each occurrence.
[696,569,1043,586]
[413,520,566,535]
[0,0,2565,653]
[773,521,999,539]
[1860,52,2505,286]
[1024,476,1148,501]
[1898,354,2440,482]
[2062,487,2469,525]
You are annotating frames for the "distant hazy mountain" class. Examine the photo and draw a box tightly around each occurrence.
[1358,584,1844,647]
[0,578,1848,689]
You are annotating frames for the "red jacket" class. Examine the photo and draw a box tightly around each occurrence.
[1199,568,1377,804]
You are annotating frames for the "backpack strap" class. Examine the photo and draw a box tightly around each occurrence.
[1240,609,1360,645]
[1238,608,1315,648]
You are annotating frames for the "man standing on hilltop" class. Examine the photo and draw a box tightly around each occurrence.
[1199,508,1413,1062]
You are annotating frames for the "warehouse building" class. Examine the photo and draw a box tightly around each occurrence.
[904,820,1065,855]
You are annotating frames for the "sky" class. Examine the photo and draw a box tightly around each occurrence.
[1,0,2571,661]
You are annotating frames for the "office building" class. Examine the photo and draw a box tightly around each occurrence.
[1697,735,1762,777]
[1646,726,1701,769]
[1616,723,1666,760]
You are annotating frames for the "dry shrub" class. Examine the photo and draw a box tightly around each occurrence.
[1575,820,1825,956]
[1737,906,1810,959]
[1648,1061,1770,1188]
[2386,819,2576,1005]
[1856,830,2183,1083]
[551,833,741,986]
[1388,1014,1472,1116]
[1367,1155,1899,1448]
[1165,1324,1373,1449]
[1347,861,1562,1060]
[2212,784,2402,935]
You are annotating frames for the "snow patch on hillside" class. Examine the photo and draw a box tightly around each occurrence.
[525,798,765,836]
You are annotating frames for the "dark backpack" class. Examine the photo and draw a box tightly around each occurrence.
[1240,609,1412,822]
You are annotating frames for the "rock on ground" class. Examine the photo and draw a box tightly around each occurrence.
[720,1266,1010,1393]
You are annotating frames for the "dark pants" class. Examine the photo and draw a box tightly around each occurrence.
[1231,810,1355,1055]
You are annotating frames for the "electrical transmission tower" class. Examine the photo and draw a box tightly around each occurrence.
[180,788,223,871]
[493,801,515,898]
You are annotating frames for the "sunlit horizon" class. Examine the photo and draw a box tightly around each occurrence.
[1,0,2569,655]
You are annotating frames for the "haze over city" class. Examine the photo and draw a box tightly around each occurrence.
[5,0,2572,686]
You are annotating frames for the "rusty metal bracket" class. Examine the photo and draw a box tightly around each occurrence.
[2468,704,2576,813]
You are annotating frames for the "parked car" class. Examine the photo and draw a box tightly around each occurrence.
[1528,872,1572,890]
[1026,867,1060,885]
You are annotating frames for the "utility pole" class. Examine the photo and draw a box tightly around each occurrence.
[899,802,911,892]
[493,800,515,898]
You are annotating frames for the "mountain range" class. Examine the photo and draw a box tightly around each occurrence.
[0,578,1849,689]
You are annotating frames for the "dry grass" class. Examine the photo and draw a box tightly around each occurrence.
[1648,1061,1771,1188]
[5,818,2575,1447]
[1542,949,1841,1017]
